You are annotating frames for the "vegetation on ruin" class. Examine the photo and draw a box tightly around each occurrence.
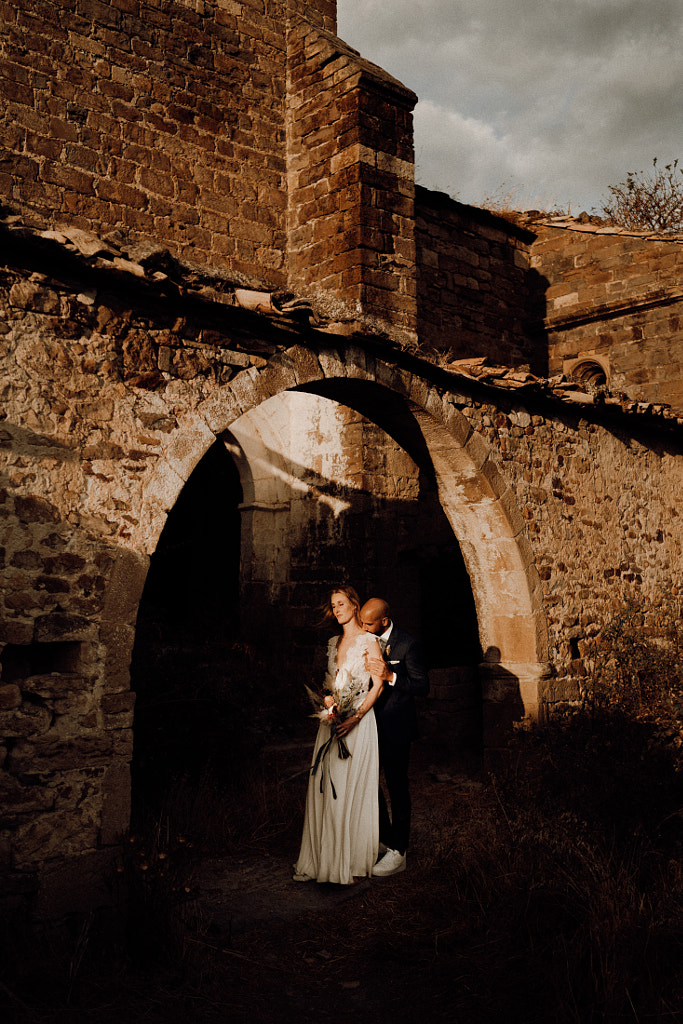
[600,158,683,233]
[2,605,683,1023]
[479,159,683,234]
[477,181,555,225]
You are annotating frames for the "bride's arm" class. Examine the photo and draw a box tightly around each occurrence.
[335,637,385,737]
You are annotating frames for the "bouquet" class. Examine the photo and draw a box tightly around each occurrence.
[304,670,366,798]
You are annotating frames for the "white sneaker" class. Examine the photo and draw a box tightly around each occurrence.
[372,848,406,877]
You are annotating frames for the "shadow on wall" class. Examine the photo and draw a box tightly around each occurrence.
[481,646,525,750]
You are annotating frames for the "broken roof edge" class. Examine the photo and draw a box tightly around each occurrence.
[414,186,683,245]
[1,212,681,435]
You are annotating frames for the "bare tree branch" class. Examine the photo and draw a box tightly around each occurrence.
[601,158,683,233]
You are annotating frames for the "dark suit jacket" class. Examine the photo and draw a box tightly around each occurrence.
[373,625,429,745]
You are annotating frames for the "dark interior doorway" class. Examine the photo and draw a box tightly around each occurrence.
[129,441,244,811]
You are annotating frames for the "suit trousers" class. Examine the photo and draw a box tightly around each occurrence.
[378,735,412,855]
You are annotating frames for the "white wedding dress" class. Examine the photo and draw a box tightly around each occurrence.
[294,633,380,884]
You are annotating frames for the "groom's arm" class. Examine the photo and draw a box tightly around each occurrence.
[391,638,430,697]
[366,636,430,697]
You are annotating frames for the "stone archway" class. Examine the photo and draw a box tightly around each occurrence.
[117,343,549,745]
[0,339,553,914]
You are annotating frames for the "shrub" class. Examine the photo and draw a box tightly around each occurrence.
[583,603,683,756]
[600,158,683,232]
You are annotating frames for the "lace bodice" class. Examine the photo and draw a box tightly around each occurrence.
[326,632,378,708]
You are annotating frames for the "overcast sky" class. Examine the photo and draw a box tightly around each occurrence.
[337,0,683,215]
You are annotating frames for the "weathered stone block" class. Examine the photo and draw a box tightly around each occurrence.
[0,620,35,645]
[100,621,136,693]
[135,504,169,557]
[100,760,131,846]
[42,553,86,575]
[227,366,262,414]
[14,496,61,525]
[0,774,54,818]
[463,430,491,472]
[285,344,323,385]
[9,281,61,314]
[101,689,135,721]
[101,547,150,627]
[20,673,90,699]
[0,684,22,710]
[34,613,97,643]
[255,352,297,398]
[6,734,114,773]
[12,806,100,870]
[143,460,185,514]
[0,703,53,739]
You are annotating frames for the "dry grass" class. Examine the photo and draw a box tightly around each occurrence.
[4,607,683,1022]
[478,181,564,225]
[4,716,683,1024]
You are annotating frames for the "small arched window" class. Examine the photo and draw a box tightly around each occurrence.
[567,358,608,388]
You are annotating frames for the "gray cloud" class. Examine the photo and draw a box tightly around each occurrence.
[337,0,683,212]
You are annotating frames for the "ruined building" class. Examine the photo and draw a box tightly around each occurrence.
[0,0,682,914]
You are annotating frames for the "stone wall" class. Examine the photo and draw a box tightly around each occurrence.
[0,0,336,289]
[2,0,683,918]
[1,0,419,341]
[1,235,681,910]
[286,22,417,341]
[414,192,683,417]
[530,219,683,413]
[459,393,682,706]
[415,189,545,371]
[0,232,257,912]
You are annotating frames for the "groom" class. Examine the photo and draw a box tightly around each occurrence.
[360,598,430,877]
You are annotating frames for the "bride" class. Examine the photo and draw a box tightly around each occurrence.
[293,585,385,885]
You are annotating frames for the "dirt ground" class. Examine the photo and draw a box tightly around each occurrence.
[196,728,483,940]
[186,732,485,1024]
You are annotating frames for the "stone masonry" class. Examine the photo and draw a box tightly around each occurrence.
[286,22,417,341]
[0,0,682,915]
[532,217,683,410]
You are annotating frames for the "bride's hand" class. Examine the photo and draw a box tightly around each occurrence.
[336,712,361,737]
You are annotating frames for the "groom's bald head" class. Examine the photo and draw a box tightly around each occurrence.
[360,598,391,634]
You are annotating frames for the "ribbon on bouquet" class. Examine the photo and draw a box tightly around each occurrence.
[310,725,352,799]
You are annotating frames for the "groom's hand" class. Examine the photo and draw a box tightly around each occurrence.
[365,651,393,683]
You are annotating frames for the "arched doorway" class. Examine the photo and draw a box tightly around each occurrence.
[128,381,486,823]
[125,344,548,769]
